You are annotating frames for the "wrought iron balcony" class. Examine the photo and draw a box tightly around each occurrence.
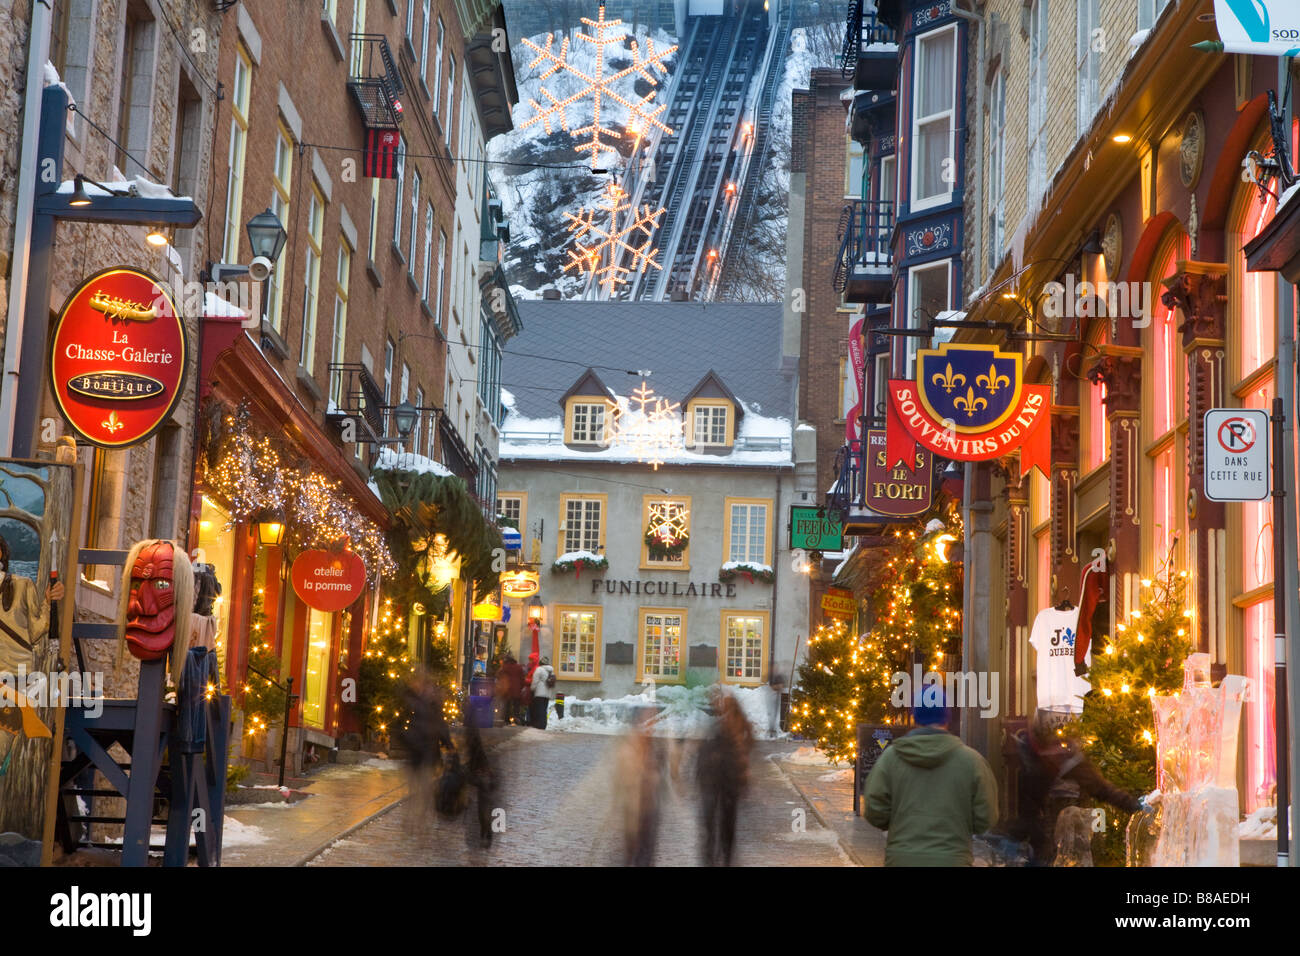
[841,1,898,91]
[348,34,404,129]
[827,438,898,536]
[833,199,894,303]
[327,362,385,443]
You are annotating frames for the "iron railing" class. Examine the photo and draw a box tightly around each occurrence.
[347,34,404,128]
[827,439,865,524]
[833,199,894,293]
[841,2,896,80]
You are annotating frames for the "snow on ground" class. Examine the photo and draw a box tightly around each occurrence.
[781,745,849,767]
[545,683,782,739]
[106,817,268,848]
[1239,806,1277,839]
[363,757,402,771]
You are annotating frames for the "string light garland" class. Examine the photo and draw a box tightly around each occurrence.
[202,400,396,579]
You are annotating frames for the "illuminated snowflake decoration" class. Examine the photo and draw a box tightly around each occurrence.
[647,501,690,547]
[564,182,665,292]
[519,5,676,169]
[608,381,682,470]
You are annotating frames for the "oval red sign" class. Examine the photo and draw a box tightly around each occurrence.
[49,267,187,447]
[291,550,367,612]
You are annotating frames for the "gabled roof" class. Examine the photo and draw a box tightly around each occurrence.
[557,367,617,410]
[681,369,744,422]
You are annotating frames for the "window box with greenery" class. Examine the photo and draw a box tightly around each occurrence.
[552,550,608,577]
[719,560,774,584]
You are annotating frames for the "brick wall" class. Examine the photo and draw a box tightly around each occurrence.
[796,68,854,493]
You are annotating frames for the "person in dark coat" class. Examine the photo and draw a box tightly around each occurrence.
[400,674,454,821]
[496,653,525,726]
[1016,709,1142,866]
[696,692,754,866]
[462,721,498,849]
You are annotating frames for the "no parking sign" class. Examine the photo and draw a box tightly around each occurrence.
[1204,408,1270,502]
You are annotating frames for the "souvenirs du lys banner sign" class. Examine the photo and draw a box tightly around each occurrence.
[49,267,187,448]
[291,549,366,612]
[887,342,1050,478]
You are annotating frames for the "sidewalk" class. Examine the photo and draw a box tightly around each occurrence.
[224,726,523,866]
[773,755,886,867]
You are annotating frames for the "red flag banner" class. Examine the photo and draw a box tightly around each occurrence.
[363,128,400,179]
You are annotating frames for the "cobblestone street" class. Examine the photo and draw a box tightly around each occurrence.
[307,732,853,867]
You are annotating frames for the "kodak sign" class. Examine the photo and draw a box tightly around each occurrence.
[887,343,1050,478]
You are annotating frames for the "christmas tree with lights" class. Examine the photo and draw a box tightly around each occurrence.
[858,520,964,722]
[241,587,285,739]
[1078,557,1193,865]
[357,598,419,742]
[789,618,871,764]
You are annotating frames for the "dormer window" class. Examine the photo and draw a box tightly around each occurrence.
[570,402,607,444]
[559,368,617,447]
[681,370,742,451]
[693,404,728,446]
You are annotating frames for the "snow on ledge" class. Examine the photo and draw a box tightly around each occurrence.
[372,446,454,477]
[721,560,772,575]
[556,550,604,564]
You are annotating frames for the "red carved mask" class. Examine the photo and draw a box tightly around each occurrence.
[125,541,177,661]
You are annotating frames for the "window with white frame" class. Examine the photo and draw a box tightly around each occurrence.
[558,608,600,677]
[723,612,766,683]
[911,25,957,210]
[421,202,434,301]
[907,261,950,378]
[726,500,768,564]
[367,178,380,263]
[222,44,253,263]
[349,0,367,76]
[987,71,1006,279]
[445,53,457,127]
[268,124,294,334]
[562,498,602,554]
[847,142,865,198]
[873,352,890,421]
[300,185,325,373]
[384,337,394,404]
[435,230,447,327]
[497,495,522,526]
[413,386,424,455]
[641,610,682,680]
[1027,0,1050,209]
[405,0,414,45]
[879,154,896,207]
[432,17,445,114]
[407,170,420,272]
[1076,0,1100,137]
[419,2,431,84]
[329,237,351,405]
[693,404,728,446]
[392,134,406,248]
[570,402,607,443]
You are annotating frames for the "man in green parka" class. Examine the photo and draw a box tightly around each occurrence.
[863,690,998,866]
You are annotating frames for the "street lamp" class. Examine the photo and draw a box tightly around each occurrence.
[255,507,287,548]
[392,400,418,441]
[246,207,288,268]
[526,595,544,624]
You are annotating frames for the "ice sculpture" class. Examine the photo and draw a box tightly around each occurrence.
[1126,653,1251,866]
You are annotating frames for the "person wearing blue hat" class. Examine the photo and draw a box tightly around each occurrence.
[862,687,998,866]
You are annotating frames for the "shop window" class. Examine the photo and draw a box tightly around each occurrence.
[194,495,236,677]
[640,609,684,682]
[302,607,335,728]
[1034,528,1051,617]
[1151,444,1176,571]
[722,611,768,684]
[1083,325,1109,471]
[1243,598,1275,812]
[556,607,600,679]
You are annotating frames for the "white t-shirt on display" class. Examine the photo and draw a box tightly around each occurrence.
[1029,606,1091,714]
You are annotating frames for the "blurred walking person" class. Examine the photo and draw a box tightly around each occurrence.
[462,721,499,850]
[697,691,754,866]
[399,673,454,826]
[863,690,998,866]
[529,656,556,729]
[496,653,525,726]
[614,707,663,866]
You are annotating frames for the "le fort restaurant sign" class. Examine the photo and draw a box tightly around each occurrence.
[49,267,187,447]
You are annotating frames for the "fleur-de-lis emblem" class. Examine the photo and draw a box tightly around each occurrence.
[931,362,966,394]
[102,410,125,434]
[976,364,1010,395]
[953,387,988,419]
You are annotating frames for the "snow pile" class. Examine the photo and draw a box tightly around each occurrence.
[546,683,780,739]
[363,756,402,771]
[372,446,454,477]
[782,745,849,767]
[818,768,855,783]
[221,817,270,847]
[554,549,604,565]
[1278,181,1300,212]
[1238,806,1277,840]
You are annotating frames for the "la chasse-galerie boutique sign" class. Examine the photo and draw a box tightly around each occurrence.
[49,267,187,447]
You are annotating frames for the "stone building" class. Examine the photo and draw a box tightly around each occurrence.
[496,300,815,699]
[0,0,224,695]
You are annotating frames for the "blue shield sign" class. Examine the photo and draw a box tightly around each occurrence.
[917,343,1023,435]
[501,526,522,551]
